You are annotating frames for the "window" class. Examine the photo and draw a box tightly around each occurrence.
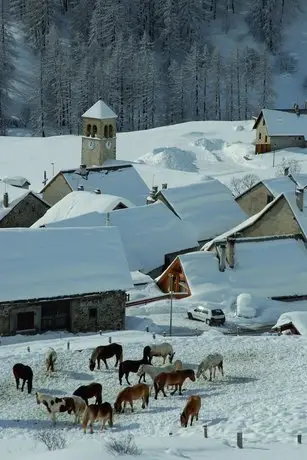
[92,125,97,137]
[265,135,267,142]
[86,124,91,137]
[89,308,97,319]
[109,125,113,138]
[259,132,262,140]
[104,125,108,138]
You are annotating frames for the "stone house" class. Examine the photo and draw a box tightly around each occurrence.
[0,226,132,336]
[0,184,50,228]
[236,171,307,216]
[253,106,307,154]
[204,186,307,251]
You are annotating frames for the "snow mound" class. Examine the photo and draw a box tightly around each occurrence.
[236,293,257,318]
[138,147,198,172]
[193,137,227,151]
[234,125,245,132]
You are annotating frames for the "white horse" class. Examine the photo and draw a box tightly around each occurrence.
[147,342,175,364]
[196,354,224,381]
[35,392,86,425]
[45,348,57,375]
[137,360,183,383]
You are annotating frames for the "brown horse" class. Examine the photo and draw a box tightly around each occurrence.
[12,363,33,394]
[180,395,201,427]
[89,343,123,371]
[73,382,102,405]
[82,402,113,433]
[114,383,150,413]
[154,369,195,399]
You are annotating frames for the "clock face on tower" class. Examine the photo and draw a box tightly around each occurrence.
[88,139,96,150]
[105,140,112,150]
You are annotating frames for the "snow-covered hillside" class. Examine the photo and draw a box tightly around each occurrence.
[2,119,307,195]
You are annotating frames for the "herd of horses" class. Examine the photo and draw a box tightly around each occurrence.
[12,342,224,433]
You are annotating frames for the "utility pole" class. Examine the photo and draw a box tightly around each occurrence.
[168,274,173,336]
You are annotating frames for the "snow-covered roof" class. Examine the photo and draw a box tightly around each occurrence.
[0,181,30,221]
[175,238,307,300]
[42,202,199,273]
[159,180,247,241]
[261,109,307,137]
[262,174,307,196]
[202,194,283,250]
[0,227,132,303]
[283,190,307,238]
[272,311,307,335]
[131,271,154,285]
[82,100,117,120]
[2,176,30,188]
[62,165,149,206]
[31,191,134,228]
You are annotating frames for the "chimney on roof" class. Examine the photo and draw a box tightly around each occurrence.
[3,192,8,208]
[293,103,300,117]
[295,187,304,212]
[284,166,289,176]
[146,185,158,205]
[94,189,101,194]
[162,183,168,190]
[216,241,227,272]
[77,185,84,191]
[227,238,235,269]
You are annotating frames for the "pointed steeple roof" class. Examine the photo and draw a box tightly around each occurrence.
[82,100,117,120]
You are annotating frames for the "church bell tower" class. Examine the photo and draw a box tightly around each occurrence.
[81,100,117,167]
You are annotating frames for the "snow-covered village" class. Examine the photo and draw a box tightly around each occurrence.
[2,1,307,460]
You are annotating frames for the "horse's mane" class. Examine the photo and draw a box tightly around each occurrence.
[90,347,100,362]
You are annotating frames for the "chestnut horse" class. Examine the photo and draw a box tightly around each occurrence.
[82,402,113,433]
[12,363,33,394]
[114,383,150,413]
[89,343,123,371]
[154,369,195,399]
[180,395,201,427]
[73,382,102,405]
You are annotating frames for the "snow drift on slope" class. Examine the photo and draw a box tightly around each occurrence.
[137,147,198,172]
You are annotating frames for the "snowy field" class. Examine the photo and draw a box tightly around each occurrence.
[1,329,307,458]
[2,119,307,193]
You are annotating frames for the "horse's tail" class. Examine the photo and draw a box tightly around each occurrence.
[144,387,149,407]
[119,345,123,363]
[27,375,33,394]
[218,359,224,375]
[82,406,90,430]
[143,346,151,362]
[109,406,114,427]
[118,362,124,384]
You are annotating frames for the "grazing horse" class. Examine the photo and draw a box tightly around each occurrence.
[12,363,33,394]
[137,360,183,384]
[145,342,175,364]
[154,369,195,399]
[64,395,87,423]
[114,383,149,414]
[118,350,150,385]
[82,402,113,433]
[45,348,57,375]
[89,343,123,371]
[180,395,201,427]
[196,354,224,381]
[36,392,77,425]
[73,382,102,405]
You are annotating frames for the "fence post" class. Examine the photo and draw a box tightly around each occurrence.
[67,341,70,350]
[99,330,102,335]
[152,332,156,339]
[297,434,302,444]
[163,331,166,338]
[27,346,30,353]
[237,432,243,448]
[108,336,112,344]
[203,425,208,438]
[236,327,240,336]
[146,326,149,333]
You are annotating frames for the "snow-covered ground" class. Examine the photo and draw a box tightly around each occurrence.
[1,329,307,458]
[2,119,307,193]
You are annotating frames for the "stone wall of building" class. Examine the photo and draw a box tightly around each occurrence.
[0,291,126,336]
[1,193,50,228]
[70,291,126,333]
[236,183,273,216]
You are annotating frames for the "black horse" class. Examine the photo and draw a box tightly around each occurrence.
[12,363,33,394]
[118,347,151,385]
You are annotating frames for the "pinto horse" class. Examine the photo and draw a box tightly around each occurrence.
[73,382,102,405]
[114,383,149,413]
[89,343,123,371]
[154,369,195,399]
[180,395,201,427]
[82,402,113,433]
[12,363,33,394]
